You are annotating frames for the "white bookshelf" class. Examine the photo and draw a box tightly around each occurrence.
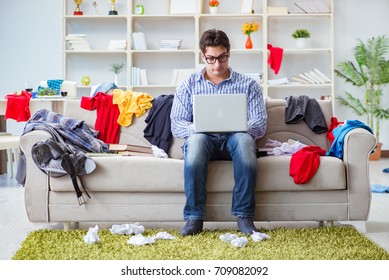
[62,0,333,100]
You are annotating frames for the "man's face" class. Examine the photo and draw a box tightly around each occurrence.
[201,46,230,78]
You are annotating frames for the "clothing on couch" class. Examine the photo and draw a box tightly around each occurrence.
[81,92,120,144]
[285,95,328,134]
[143,94,174,154]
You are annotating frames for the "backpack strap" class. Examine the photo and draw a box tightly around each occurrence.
[46,139,91,206]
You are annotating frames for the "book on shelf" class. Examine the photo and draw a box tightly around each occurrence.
[131,32,147,50]
[171,69,195,86]
[291,76,310,84]
[65,34,91,50]
[267,6,288,14]
[130,67,148,86]
[268,77,290,85]
[308,70,326,83]
[294,0,330,13]
[298,73,316,84]
[109,143,153,154]
[314,68,332,83]
[159,39,182,50]
[304,72,321,84]
[140,69,148,85]
[108,40,127,50]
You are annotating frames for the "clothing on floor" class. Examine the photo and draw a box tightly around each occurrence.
[112,89,153,127]
[143,94,174,154]
[371,184,389,193]
[81,92,120,144]
[4,91,32,122]
[285,95,328,134]
[327,119,373,159]
[289,145,327,184]
[267,44,284,74]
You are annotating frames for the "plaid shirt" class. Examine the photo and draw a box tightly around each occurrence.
[23,109,109,153]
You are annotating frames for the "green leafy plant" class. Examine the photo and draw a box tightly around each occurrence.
[109,63,125,74]
[291,29,310,39]
[335,35,389,143]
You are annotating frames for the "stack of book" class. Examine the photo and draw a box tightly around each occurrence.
[159,39,182,50]
[108,40,127,51]
[267,6,288,14]
[109,143,153,156]
[131,32,147,50]
[130,67,148,86]
[65,34,91,51]
[294,0,330,13]
[291,68,331,84]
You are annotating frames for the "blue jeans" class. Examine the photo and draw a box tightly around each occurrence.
[182,132,258,220]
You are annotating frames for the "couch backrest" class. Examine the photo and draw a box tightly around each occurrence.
[64,98,332,160]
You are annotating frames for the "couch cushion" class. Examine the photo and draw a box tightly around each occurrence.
[49,155,346,193]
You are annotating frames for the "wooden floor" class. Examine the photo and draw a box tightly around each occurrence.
[0,159,388,260]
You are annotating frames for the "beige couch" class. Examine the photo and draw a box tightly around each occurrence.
[20,98,376,230]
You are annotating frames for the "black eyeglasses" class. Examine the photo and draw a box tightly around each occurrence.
[204,53,229,64]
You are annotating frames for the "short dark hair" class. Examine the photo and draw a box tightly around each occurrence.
[199,29,230,53]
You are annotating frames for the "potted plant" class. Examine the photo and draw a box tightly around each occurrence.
[209,0,219,15]
[291,29,310,48]
[109,63,125,85]
[335,35,389,160]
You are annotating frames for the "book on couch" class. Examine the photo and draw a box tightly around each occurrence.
[109,144,153,154]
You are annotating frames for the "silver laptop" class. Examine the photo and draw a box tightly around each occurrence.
[193,94,248,133]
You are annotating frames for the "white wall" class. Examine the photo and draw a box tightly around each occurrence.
[1,0,389,148]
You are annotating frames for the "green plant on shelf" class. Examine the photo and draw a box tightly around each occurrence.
[292,29,310,39]
[37,88,58,96]
[109,63,125,74]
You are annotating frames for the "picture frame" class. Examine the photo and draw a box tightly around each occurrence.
[241,0,253,14]
[169,0,201,14]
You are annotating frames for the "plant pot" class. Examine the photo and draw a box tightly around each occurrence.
[296,38,306,48]
[369,142,383,161]
[209,6,218,14]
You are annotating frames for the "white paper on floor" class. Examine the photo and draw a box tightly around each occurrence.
[219,231,271,247]
[109,222,145,235]
[127,234,156,246]
[83,225,100,244]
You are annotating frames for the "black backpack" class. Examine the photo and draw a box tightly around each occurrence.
[31,138,96,206]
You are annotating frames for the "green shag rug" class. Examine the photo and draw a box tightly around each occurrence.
[13,226,389,260]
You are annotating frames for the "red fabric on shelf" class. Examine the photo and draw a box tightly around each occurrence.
[4,91,32,122]
[267,44,284,74]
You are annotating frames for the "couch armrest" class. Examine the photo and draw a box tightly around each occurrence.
[19,130,53,222]
[342,128,376,220]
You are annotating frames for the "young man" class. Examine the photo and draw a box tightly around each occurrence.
[170,29,267,236]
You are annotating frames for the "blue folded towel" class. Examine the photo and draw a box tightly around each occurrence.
[371,184,389,193]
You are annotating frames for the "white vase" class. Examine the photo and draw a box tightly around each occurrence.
[209,6,218,15]
[114,74,118,85]
[296,38,306,48]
